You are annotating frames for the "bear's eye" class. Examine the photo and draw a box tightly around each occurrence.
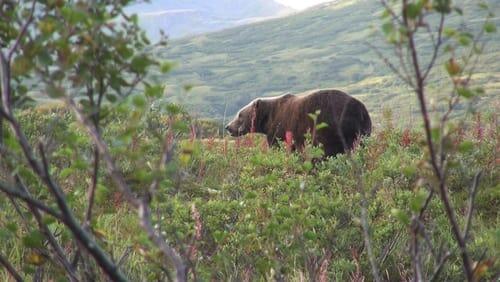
[238,113,242,119]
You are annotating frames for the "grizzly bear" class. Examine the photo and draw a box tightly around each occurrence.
[225,89,372,157]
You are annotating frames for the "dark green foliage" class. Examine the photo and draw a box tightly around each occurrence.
[3,108,497,280]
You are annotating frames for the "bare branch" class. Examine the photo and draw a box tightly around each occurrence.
[138,200,187,282]
[410,218,423,281]
[65,97,140,207]
[418,189,434,219]
[358,170,381,282]
[14,176,79,282]
[397,0,475,278]
[149,121,175,194]
[429,251,451,282]
[7,0,36,60]
[422,14,445,81]
[0,180,63,219]
[463,171,482,241]
[66,97,187,281]
[381,0,403,25]
[394,41,414,88]
[0,252,23,282]
[367,42,415,88]
[116,247,132,268]
[415,221,438,263]
[84,148,99,226]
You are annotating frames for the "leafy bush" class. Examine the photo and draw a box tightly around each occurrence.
[3,108,497,280]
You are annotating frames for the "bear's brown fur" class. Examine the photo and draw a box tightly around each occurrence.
[225,89,372,157]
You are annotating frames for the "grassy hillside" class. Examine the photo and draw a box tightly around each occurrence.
[152,0,499,122]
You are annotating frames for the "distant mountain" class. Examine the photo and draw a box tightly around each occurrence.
[151,0,499,120]
[127,0,294,39]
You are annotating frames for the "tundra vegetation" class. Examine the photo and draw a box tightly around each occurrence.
[0,0,498,281]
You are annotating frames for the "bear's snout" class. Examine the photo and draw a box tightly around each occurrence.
[225,122,244,137]
[225,123,237,136]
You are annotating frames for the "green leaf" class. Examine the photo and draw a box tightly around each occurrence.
[431,127,441,142]
[45,84,66,98]
[316,122,328,130]
[160,62,175,73]
[391,209,410,226]
[434,0,451,14]
[478,2,489,10]
[406,3,422,19]
[443,27,456,37]
[457,32,474,46]
[116,44,134,59]
[0,229,11,240]
[145,84,164,98]
[458,35,471,46]
[60,167,74,178]
[38,17,57,35]
[410,190,428,213]
[382,22,394,36]
[165,103,183,115]
[484,22,496,33]
[132,95,146,108]
[22,230,45,248]
[6,222,18,233]
[95,184,109,204]
[402,166,417,178]
[458,141,474,153]
[106,94,118,103]
[183,84,194,92]
[11,56,32,77]
[37,50,53,66]
[303,231,317,240]
[444,58,461,76]
[303,161,313,172]
[457,87,474,99]
[61,7,87,25]
[42,216,56,226]
[131,55,153,73]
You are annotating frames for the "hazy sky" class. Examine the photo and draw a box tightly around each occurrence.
[274,0,333,10]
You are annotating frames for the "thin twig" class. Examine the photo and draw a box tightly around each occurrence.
[66,97,187,281]
[16,176,80,282]
[0,252,23,282]
[7,0,36,61]
[116,247,132,268]
[429,251,451,282]
[358,170,381,282]
[418,189,434,219]
[463,171,482,241]
[381,0,403,25]
[0,181,63,219]
[149,119,175,194]
[367,42,415,88]
[37,143,128,281]
[410,218,423,281]
[401,0,474,277]
[422,14,445,81]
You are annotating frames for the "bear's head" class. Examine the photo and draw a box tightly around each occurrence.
[225,99,260,137]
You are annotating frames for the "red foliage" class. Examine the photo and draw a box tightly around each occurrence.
[285,131,293,153]
[474,113,484,142]
[400,128,412,148]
